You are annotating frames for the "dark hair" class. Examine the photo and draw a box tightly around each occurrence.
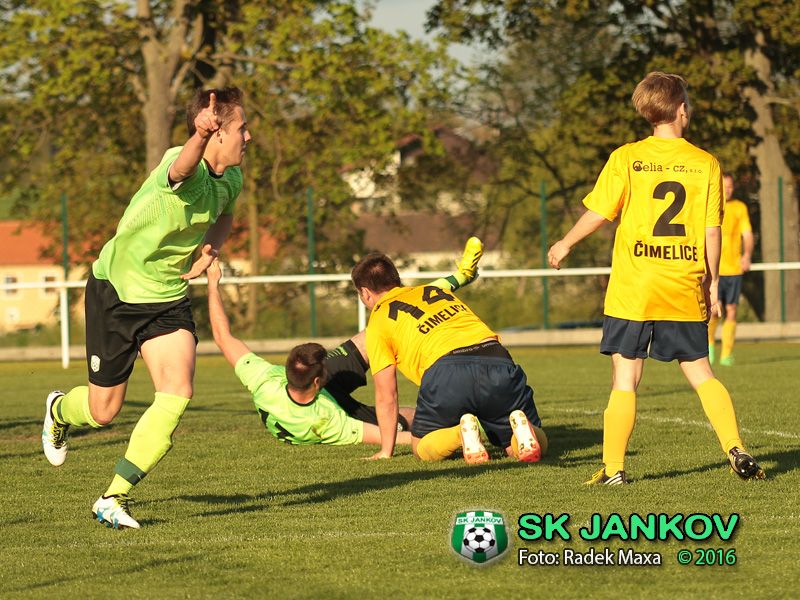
[351,252,402,293]
[186,87,245,136]
[285,343,327,391]
[632,72,689,126]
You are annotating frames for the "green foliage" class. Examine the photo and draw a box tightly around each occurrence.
[222,2,455,273]
[0,0,143,258]
[425,0,799,323]
[1,0,454,274]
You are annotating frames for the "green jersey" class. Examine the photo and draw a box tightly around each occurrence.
[235,353,364,445]
[93,147,242,303]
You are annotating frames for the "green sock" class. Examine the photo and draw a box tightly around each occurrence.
[53,386,101,428]
[105,392,190,497]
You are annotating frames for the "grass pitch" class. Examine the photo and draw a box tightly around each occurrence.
[1,342,798,599]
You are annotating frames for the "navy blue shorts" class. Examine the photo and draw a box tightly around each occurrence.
[718,275,743,306]
[412,344,541,448]
[600,316,708,362]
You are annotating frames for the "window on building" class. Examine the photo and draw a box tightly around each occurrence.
[42,274,58,296]
[3,275,18,296]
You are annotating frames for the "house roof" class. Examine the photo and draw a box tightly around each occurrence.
[356,212,499,255]
[0,221,59,266]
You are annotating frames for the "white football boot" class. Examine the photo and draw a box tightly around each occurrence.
[459,413,489,465]
[42,390,69,466]
[509,409,542,463]
[92,495,141,529]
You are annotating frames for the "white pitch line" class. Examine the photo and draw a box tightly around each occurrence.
[550,407,800,440]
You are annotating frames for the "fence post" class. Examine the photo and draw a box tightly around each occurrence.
[540,181,549,329]
[307,187,318,336]
[61,193,70,369]
[60,287,69,369]
[358,299,366,332]
[778,176,785,323]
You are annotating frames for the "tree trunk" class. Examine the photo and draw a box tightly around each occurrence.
[744,34,800,321]
[142,68,176,172]
[137,0,202,171]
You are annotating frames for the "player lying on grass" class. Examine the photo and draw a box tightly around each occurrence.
[208,259,412,446]
[206,238,483,447]
[351,244,548,465]
[548,71,764,485]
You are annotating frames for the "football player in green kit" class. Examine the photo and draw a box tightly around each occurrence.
[42,88,251,529]
[206,239,485,451]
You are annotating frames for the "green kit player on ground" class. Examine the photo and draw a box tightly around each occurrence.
[207,260,413,447]
[42,88,251,529]
[207,239,485,448]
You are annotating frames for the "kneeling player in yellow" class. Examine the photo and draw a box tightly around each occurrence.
[350,248,547,464]
[548,71,764,485]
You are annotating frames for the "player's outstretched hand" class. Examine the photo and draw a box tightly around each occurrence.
[548,240,571,269]
[363,450,392,460]
[206,258,222,288]
[182,244,219,280]
[195,92,220,139]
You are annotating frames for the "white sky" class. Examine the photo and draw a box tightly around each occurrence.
[366,0,476,64]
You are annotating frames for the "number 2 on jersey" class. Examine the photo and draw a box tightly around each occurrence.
[652,181,686,236]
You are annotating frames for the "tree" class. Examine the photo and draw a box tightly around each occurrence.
[427,0,800,321]
[1,0,454,336]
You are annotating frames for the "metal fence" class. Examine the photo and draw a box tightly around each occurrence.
[2,262,799,368]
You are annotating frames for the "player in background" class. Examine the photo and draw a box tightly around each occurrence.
[707,174,754,366]
[41,88,251,529]
[351,241,547,465]
[548,71,764,485]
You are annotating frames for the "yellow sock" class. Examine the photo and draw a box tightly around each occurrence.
[53,386,101,428]
[416,426,462,461]
[603,390,636,474]
[721,320,737,359]
[509,427,549,458]
[697,378,743,453]
[707,315,719,345]
[105,392,190,497]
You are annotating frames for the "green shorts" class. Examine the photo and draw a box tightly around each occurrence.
[314,413,363,446]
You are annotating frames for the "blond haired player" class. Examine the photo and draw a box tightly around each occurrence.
[351,239,547,464]
[708,174,754,366]
[548,71,764,484]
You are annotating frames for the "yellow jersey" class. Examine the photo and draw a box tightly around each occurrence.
[719,199,752,276]
[583,136,724,321]
[365,285,497,385]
